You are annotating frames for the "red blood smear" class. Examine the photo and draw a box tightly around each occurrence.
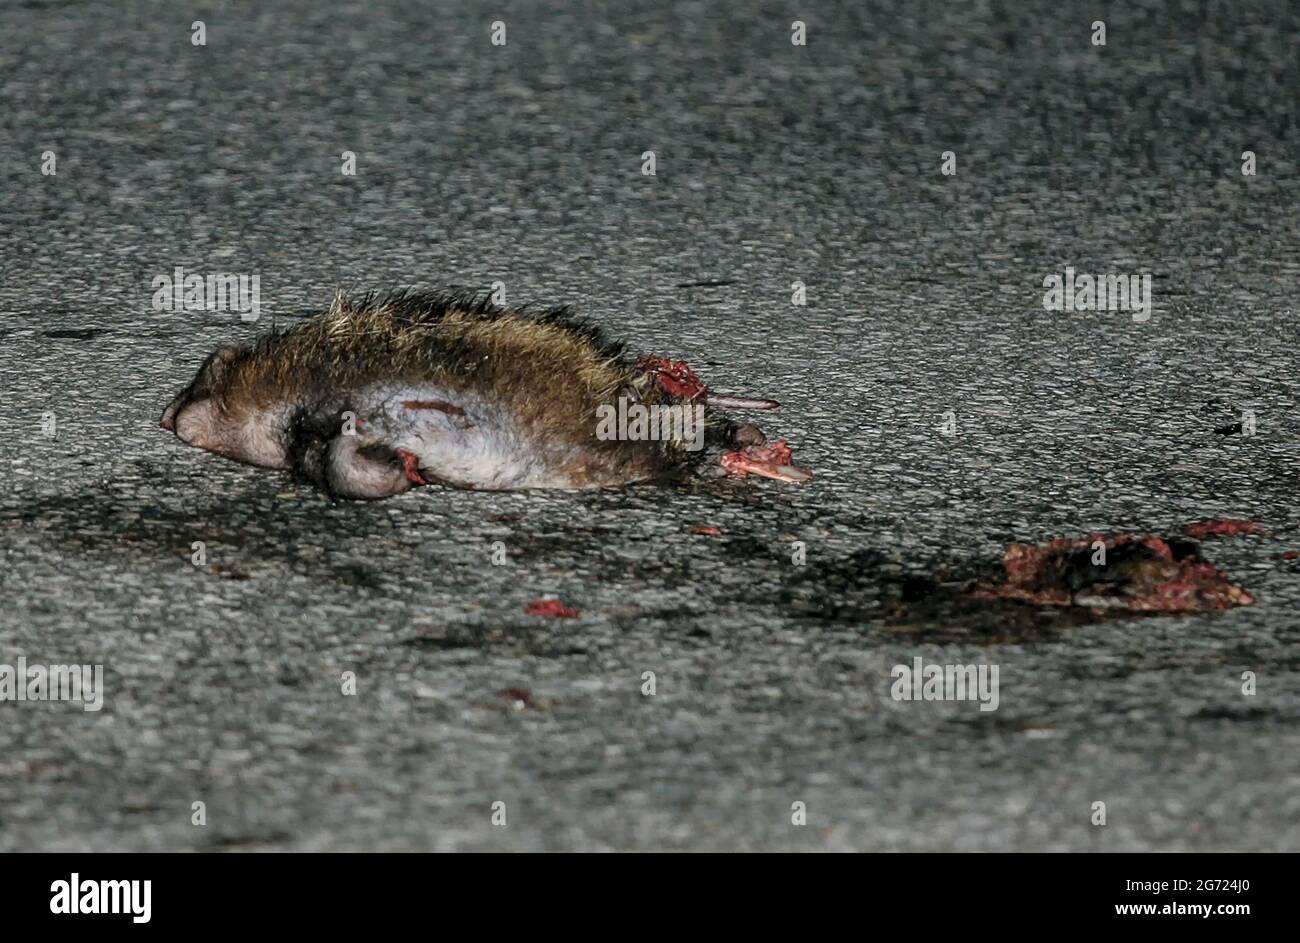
[395,449,428,485]
[502,688,536,708]
[1184,519,1264,538]
[1281,550,1300,560]
[1002,534,1171,588]
[637,356,708,400]
[975,533,1254,612]
[525,598,579,618]
[689,526,723,536]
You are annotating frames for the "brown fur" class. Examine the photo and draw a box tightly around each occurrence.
[165,290,737,490]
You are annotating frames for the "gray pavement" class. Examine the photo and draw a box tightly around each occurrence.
[0,0,1297,851]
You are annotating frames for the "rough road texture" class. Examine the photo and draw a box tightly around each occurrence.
[0,0,1296,851]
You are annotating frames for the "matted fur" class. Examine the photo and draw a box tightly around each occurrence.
[162,289,733,495]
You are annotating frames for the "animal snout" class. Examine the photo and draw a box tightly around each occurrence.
[170,403,214,448]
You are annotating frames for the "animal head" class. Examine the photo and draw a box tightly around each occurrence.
[160,343,291,469]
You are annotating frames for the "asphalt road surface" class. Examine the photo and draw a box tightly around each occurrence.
[0,0,1297,851]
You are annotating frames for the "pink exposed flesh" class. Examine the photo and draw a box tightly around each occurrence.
[719,440,813,483]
